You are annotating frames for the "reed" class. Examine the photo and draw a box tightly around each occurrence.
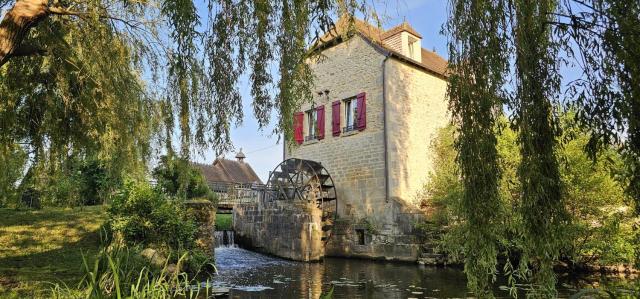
[48,246,217,299]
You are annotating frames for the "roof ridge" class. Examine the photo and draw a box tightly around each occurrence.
[381,21,422,39]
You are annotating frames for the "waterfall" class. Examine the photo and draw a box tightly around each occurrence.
[215,230,236,248]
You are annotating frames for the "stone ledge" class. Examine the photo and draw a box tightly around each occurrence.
[340,130,359,137]
[303,139,319,145]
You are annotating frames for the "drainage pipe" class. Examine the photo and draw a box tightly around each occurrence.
[382,54,391,203]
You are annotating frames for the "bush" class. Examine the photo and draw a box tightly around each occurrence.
[152,155,212,200]
[215,213,233,231]
[108,180,198,251]
[421,115,638,267]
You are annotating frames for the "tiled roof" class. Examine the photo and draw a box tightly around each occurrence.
[315,17,448,78]
[193,158,263,185]
[381,21,422,39]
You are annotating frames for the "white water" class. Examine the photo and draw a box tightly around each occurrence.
[214,230,236,248]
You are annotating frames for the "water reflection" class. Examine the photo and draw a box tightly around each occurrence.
[212,247,636,298]
[214,247,486,298]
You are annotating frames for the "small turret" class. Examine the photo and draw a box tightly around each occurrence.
[235,148,246,162]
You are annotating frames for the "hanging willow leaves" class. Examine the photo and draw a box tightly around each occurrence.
[553,0,640,213]
[444,0,509,296]
[552,0,640,268]
[0,0,378,177]
[0,0,368,173]
[512,0,567,296]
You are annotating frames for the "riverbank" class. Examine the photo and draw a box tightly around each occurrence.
[0,206,107,298]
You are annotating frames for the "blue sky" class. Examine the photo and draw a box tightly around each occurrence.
[192,1,449,182]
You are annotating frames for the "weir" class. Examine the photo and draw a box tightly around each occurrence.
[215,230,236,248]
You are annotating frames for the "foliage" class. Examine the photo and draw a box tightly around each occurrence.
[445,0,640,296]
[48,246,217,299]
[512,1,566,295]
[108,180,198,252]
[0,4,157,187]
[444,0,509,295]
[320,285,335,299]
[0,143,26,207]
[553,0,640,213]
[0,0,373,159]
[422,120,637,294]
[0,206,107,297]
[26,155,122,207]
[215,213,233,231]
[152,155,212,200]
[419,125,462,228]
[559,120,637,266]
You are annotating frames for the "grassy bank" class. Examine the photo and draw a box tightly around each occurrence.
[216,213,232,230]
[0,206,107,298]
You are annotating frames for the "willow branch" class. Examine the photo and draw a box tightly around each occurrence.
[47,6,144,29]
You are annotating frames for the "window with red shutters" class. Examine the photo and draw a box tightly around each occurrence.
[294,112,304,144]
[332,101,341,136]
[356,92,366,130]
[317,105,325,139]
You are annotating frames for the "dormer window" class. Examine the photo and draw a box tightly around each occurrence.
[409,41,415,59]
[408,36,419,61]
[381,21,423,63]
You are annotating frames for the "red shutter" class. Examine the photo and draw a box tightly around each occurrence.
[294,112,304,144]
[317,105,325,140]
[332,101,341,136]
[356,92,366,130]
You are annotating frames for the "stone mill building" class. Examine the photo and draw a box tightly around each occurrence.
[283,18,449,261]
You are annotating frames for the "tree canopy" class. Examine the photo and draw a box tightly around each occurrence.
[0,0,369,164]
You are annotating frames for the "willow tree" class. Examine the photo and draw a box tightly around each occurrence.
[512,0,566,296]
[554,0,640,214]
[446,0,638,296]
[554,0,640,274]
[0,0,367,182]
[444,0,509,295]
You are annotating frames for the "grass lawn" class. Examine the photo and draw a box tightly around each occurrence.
[215,213,232,231]
[0,206,107,298]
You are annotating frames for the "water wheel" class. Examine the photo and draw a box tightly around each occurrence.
[266,158,337,242]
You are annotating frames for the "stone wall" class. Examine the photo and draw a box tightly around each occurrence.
[283,34,448,261]
[233,199,324,261]
[185,199,216,256]
[286,35,389,225]
[385,59,449,206]
[326,199,424,262]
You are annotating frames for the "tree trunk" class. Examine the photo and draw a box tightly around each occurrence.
[0,0,49,67]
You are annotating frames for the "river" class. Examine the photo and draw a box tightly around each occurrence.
[211,232,634,298]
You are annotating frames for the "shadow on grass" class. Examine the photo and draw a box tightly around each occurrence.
[0,207,106,298]
[0,229,104,297]
[0,206,104,227]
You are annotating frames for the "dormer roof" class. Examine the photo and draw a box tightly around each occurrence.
[381,21,422,39]
[314,17,448,78]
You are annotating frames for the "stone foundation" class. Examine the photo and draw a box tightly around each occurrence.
[233,200,324,261]
[325,199,424,261]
